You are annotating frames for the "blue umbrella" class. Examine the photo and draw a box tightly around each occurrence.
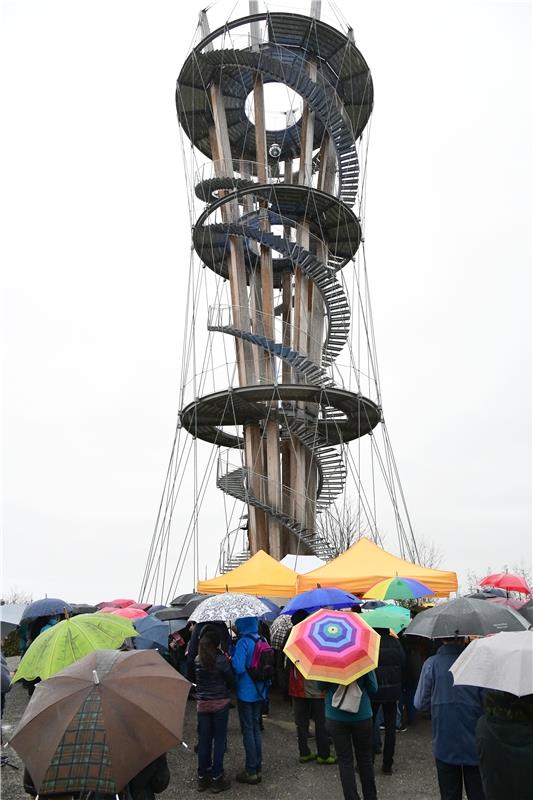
[283,587,362,616]
[148,605,168,615]
[21,598,72,621]
[259,597,281,622]
[132,616,170,650]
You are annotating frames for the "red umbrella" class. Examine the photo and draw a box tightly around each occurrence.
[479,573,531,595]
[129,603,152,611]
[111,608,148,620]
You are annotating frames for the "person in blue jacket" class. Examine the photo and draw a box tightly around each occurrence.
[414,638,485,800]
[231,617,268,785]
[320,670,378,800]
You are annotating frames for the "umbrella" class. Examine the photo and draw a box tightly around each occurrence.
[485,597,524,610]
[450,631,533,697]
[284,608,380,685]
[362,600,387,610]
[519,599,533,625]
[21,598,72,621]
[170,592,204,607]
[0,603,27,636]
[129,603,152,612]
[9,649,190,796]
[283,587,362,616]
[404,598,530,639]
[189,593,270,623]
[110,608,148,620]
[361,606,411,634]
[479,572,531,595]
[106,598,136,608]
[69,604,98,616]
[363,577,434,601]
[259,597,281,622]
[12,613,138,682]
[467,588,507,599]
[148,604,168,615]
[270,614,292,649]
[132,616,171,651]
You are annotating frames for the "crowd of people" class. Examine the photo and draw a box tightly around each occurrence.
[2,605,533,800]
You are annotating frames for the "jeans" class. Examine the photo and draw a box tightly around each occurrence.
[371,701,397,770]
[398,687,417,724]
[292,697,330,759]
[327,718,377,800]
[435,759,485,800]
[197,705,230,779]
[237,700,262,774]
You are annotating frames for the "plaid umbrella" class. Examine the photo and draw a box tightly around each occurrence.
[284,608,380,685]
[270,614,292,649]
[9,649,190,795]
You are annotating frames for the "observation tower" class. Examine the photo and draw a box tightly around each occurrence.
[141,1,419,601]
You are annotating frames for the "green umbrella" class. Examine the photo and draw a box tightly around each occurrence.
[361,606,411,633]
[13,613,138,682]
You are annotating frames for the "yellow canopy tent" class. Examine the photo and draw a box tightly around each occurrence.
[197,549,299,598]
[297,537,458,598]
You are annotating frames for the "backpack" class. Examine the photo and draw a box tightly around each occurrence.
[243,634,275,682]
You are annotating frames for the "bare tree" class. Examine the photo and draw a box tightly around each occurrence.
[1,586,32,605]
[414,536,444,569]
[317,500,378,557]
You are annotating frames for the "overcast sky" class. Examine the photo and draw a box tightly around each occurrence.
[1,0,531,605]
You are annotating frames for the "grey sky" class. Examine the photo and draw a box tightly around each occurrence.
[1,0,531,604]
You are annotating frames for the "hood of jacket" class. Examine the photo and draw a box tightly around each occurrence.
[235,616,259,636]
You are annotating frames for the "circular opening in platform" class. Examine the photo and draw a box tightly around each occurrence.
[245,82,303,131]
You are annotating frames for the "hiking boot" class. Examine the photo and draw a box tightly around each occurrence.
[211,774,231,794]
[299,753,316,763]
[197,776,212,792]
[382,765,393,775]
[236,770,259,784]
[316,755,337,765]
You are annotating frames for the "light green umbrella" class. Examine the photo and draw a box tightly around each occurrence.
[361,606,411,633]
[13,613,138,682]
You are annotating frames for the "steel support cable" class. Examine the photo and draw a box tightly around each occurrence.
[343,445,381,543]
[381,422,420,562]
[165,444,219,602]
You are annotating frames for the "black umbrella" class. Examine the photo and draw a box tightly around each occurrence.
[70,604,98,616]
[519,599,533,625]
[170,592,204,608]
[404,597,530,639]
[466,588,507,599]
[158,595,214,619]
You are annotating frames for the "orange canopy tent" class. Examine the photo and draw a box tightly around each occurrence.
[297,537,457,598]
[197,549,299,598]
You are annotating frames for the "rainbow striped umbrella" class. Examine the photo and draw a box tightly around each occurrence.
[283,608,380,685]
[363,577,434,601]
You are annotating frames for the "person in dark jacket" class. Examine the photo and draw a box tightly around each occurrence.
[415,638,485,800]
[187,621,231,683]
[195,626,234,793]
[288,611,336,765]
[232,617,268,785]
[476,690,533,800]
[127,754,170,800]
[320,671,378,800]
[371,628,405,775]
[1,652,10,717]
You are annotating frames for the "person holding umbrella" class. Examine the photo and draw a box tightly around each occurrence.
[370,627,406,775]
[414,637,485,800]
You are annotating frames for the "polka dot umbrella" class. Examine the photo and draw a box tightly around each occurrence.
[283,608,380,685]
